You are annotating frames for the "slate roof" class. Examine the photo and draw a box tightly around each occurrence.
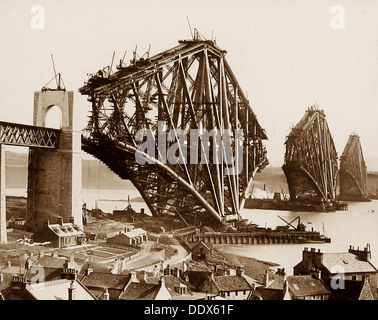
[118,282,160,300]
[286,275,330,298]
[81,272,130,290]
[213,275,252,292]
[322,253,377,274]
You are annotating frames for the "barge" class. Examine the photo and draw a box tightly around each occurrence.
[188,216,331,245]
[244,192,348,212]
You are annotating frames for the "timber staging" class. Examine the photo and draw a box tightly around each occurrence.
[188,230,330,245]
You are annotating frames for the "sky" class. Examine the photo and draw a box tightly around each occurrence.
[0,0,378,169]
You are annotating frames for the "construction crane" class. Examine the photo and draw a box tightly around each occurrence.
[277,215,305,231]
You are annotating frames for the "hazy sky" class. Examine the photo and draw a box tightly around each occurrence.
[1,0,378,169]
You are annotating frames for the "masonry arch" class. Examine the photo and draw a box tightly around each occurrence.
[45,105,63,129]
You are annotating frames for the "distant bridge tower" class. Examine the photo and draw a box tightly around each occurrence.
[339,134,369,201]
[25,88,83,232]
[282,106,338,205]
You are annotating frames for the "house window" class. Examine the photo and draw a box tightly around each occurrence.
[235,291,238,296]
[227,292,230,297]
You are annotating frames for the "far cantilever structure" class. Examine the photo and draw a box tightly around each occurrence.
[339,134,369,201]
[282,106,338,209]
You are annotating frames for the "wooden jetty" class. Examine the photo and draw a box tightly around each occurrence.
[190,230,330,245]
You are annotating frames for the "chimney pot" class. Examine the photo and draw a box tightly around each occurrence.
[57,217,64,226]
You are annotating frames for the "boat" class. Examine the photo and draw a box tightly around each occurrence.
[296,235,331,244]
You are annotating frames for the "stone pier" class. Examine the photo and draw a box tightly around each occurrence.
[26,90,83,232]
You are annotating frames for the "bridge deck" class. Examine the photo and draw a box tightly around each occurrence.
[0,121,60,148]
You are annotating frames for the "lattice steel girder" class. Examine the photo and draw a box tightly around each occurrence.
[0,121,60,148]
[283,107,338,203]
[339,134,367,197]
[79,39,268,222]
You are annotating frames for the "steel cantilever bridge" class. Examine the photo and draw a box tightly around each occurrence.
[282,106,338,206]
[79,37,268,225]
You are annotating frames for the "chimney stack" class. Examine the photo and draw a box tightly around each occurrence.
[264,270,270,287]
[68,281,76,300]
[85,263,93,276]
[159,276,166,288]
[130,269,139,283]
[236,266,245,277]
[103,288,110,300]
[140,270,147,283]
[164,265,171,276]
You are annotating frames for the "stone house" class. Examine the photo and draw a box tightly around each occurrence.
[294,244,378,300]
[32,217,85,248]
[107,228,148,247]
[118,270,171,300]
[2,276,96,300]
[284,275,331,300]
[79,266,131,300]
[199,267,253,300]
[249,268,287,300]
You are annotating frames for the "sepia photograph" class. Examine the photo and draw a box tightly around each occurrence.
[0,0,378,309]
